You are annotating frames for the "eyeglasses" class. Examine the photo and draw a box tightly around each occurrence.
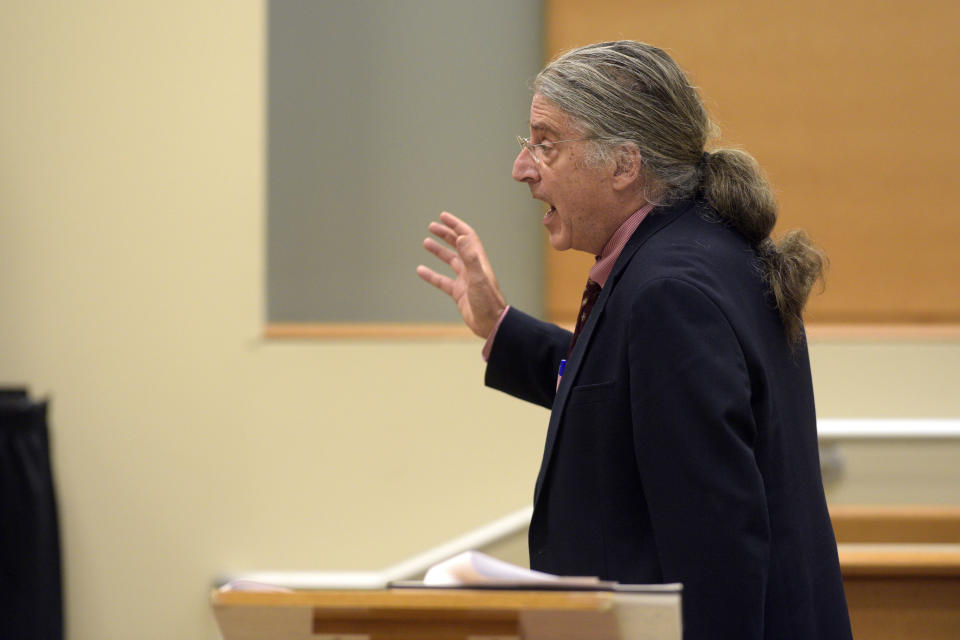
[516,135,597,166]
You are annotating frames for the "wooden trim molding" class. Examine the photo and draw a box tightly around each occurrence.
[264,322,960,340]
[837,544,960,577]
[806,324,960,341]
[264,323,476,340]
[830,505,960,544]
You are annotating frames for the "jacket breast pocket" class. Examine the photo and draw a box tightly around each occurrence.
[567,380,615,407]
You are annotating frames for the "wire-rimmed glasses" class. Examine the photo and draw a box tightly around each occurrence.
[516,135,596,165]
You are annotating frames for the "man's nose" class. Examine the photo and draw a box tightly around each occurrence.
[512,149,539,183]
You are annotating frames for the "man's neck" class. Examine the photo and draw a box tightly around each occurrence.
[588,202,655,287]
[586,195,650,256]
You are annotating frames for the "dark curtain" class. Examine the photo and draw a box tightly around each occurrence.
[0,389,63,640]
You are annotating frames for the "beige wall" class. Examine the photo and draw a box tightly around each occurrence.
[1,3,958,640]
[811,340,960,505]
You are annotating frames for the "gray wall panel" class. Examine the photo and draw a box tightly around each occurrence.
[268,0,544,322]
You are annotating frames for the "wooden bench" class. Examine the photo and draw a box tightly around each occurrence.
[831,506,960,640]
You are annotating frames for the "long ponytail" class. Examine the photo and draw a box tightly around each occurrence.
[702,149,825,344]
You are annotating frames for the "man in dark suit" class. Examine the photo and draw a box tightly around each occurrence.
[417,41,852,640]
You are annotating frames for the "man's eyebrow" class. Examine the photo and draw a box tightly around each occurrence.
[530,122,560,137]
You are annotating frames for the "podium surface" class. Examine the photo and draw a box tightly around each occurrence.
[212,587,681,640]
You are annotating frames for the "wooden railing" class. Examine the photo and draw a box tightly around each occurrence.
[831,505,960,640]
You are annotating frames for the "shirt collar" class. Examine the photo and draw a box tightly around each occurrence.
[589,203,655,287]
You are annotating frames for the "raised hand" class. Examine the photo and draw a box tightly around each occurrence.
[416,211,507,338]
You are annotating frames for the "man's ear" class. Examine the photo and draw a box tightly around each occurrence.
[611,144,642,190]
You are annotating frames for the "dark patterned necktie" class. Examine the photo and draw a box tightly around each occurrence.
[569,278,602,354]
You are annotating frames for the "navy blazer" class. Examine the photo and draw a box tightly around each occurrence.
[486,198,851,640]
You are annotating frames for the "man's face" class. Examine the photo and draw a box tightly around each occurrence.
[512,94,617,255]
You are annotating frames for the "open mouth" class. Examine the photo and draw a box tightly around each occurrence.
[543,205,557,223]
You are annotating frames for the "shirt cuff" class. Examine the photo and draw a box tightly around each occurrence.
[481,305,511,362]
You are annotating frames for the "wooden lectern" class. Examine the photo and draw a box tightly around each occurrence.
[212,587,682,640]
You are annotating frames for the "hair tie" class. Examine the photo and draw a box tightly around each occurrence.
[697,151,710,172]
[758,236,778,256]
[695,151,710,199]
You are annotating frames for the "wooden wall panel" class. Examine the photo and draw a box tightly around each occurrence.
[545,0,960,325]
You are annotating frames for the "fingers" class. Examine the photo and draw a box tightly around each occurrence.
[420,211,482,291]
[423,237,462,271]
[439,211,475,236]
[427,212,480,256]
[416,265,455,296]
[427,221,459,247]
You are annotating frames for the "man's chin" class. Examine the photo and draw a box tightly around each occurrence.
[546,233,572,252]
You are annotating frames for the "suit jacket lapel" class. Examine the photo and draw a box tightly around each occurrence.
[533,201,693,507]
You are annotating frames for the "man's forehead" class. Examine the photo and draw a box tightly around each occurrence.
[529,94,571,135]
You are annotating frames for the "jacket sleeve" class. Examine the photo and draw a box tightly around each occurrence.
[484,307,572,409]
[627,277,770,640]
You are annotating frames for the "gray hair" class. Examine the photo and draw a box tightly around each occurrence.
[534,41,825,345]
[535,41,709,203]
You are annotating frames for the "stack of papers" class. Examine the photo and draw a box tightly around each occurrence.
[419,551,606,588]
